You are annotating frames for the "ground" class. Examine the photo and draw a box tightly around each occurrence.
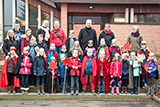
[0,98,159,107]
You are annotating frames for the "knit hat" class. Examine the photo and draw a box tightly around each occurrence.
[130,52,136,56]
[141,41,147,45]
[10,47,16,52]
[112,39,117,44]
[114,53,120,57]
[149,52,154,57]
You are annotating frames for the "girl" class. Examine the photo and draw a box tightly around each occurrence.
[110,53,122,95]
[29,36,38,61]
[37,34,48,52]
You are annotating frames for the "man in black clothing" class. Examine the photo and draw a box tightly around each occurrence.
[78,19,97,51]
[36,20,50,49]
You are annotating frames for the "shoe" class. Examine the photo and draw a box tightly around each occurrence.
[135,92,138,95]
[12,87,16,94]
[41,84,45,95]
[131,91,134,94]
[93,92,96,96]
[82,91,85,95]
[124,87,128,94]
[121,87,124,94]
[36,84,40,95]
[21,90,25,95]
[25,91,28,95]
[103,91,106,94]
[97,91,100,94]
[116,87,120,95]
[71,91,74,95]
[111,87,114,95]
[75,91,79,95]
[8,86,11,94]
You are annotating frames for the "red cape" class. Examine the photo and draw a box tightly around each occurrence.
[0,56,20,87]
[137,49,150,59]
[109,46,121,55]
[81,56,97,89]
[95,58,110,92]
[46,49,58,62]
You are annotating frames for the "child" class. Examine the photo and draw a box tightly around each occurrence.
[70,41,83,58]
[65,30,77,55]
[121,53,129,94]
[110,53,122,95]
[129,52,140,94]
[68,50,82,95]
[144,53,158,96]
[33,48,48,95]
[58,54,69,94]
[21,28,32,53]
[109,39,121,62]
[46,43,58,64]
[0,47,20,94]
[81,48,97,95]
[137,41,150,86]
[37,34,48,52]
[15,46,33,95]
[29,36,37,61]
[96,51,110,94]
[96,38,110,62]
[84,40,96,59]
[58,45,69,63]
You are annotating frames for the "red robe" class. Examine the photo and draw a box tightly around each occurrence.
[0,56,20,87]
[81,56,97,89]
[96,58,110,92]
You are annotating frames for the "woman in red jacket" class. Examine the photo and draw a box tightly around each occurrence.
[50,21,66,53]
[110,53,122,95]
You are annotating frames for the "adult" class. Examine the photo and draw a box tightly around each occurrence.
[36,20,50,49]
[78,19,97,51]
[127,26,143,54]
[98,23,115,48]
[50,20,66,53]
[12,22,25,54]
[2,29,20,56]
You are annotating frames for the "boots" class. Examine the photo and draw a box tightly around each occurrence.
[111,87,114,95]
[41,84,45,95]
[12,87,16,94]
[36,84,40,95]
[125,87,128,94]
[121,87,124,94]
[116,87,120,95]
[8,86,12,94]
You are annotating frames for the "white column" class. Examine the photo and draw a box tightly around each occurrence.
[50,11,54,30]
[12,0,16,27]
[125,8,129,23]
[130,8,134,23]
[25,0,29,31]
[38,4,41,29]
[0,0,3,43]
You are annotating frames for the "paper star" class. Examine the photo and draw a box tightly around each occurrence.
[123,43,131,50]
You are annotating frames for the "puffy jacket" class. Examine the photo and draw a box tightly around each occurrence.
[131,59,140,77]
[68,56,82,76]
[110,60,122,77]
[58,64,69,78]
[37,41,48,52]
[50,28,66,47]
[122,60,129,79]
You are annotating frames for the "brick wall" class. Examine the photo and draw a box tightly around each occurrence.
[61,3,68,35]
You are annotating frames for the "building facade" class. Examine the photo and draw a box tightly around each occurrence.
[1,0,160,54]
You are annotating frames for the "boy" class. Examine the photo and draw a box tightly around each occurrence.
[84,40,96,59]
[37,34,48,52]
[58,45,69,63]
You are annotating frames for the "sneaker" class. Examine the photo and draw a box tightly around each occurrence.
[82,91,85,95]
[97,91,100,94]
[71,91,74,95]
[135,92,138,95]
[25,91,28,95]
[103,91,107,94]
[21,91,25,95]
[75,91,79,95]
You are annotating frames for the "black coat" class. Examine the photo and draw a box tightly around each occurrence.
[2,38,20,56]
[65,37,77,54]
[98,30,115,48]
[37,42,48,52]
[15,55,33,78]
[78,27,97,51]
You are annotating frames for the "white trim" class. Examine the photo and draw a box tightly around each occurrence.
[25,0,29,31]
[50,11,53,30]
[0,0,3,43]
[130,8,134,23]
[125,8,129,23]
[38,4,41,29]
[12,0,16,27]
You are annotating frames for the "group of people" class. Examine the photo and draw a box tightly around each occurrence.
[0,19,159,96]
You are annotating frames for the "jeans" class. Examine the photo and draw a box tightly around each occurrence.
[71,75,79,92]
[98,76,105,92]
[36,76,45,85]
[131,76,138,93]
[21,75,30,88]
[60,77,68,90]
[112,77,119,87]
[56,46,61,53]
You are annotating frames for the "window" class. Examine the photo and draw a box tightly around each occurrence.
[139,14,145,23]
[41,11,50,24]
[113,14,125,23]
[134,15,138,23]
[146,14,160,24]
[73,16,101,24]
[16,0,25,26]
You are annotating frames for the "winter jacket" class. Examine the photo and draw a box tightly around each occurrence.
[65,37,77,54]
[19,55,32,75]
[50,28,66,47]
[2,37,20,56]
[58,63,69,78]
[29,42,37,61]
[46,48,58,64]
[78,27,97,51]
[122,60,129,79]
[98,30,115,48]
[127,32,143,53]
[13,28,25,44]
[110,60,122,77]
[37,41,48,52]
[33,56,48,76]
[131,59,139,77]
[68,56,82,76]
[21,35,31,52]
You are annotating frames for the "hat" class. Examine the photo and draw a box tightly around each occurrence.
[141,41,147,45]
[114,53,120,57]
[149,53,154,57]
[131,52,136,56]
[50,57,55,60]
[88,40,93,45]
[10,47,16,52]
[112,39,117,44]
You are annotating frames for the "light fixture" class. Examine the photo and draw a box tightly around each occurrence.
[89,5,93,10]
